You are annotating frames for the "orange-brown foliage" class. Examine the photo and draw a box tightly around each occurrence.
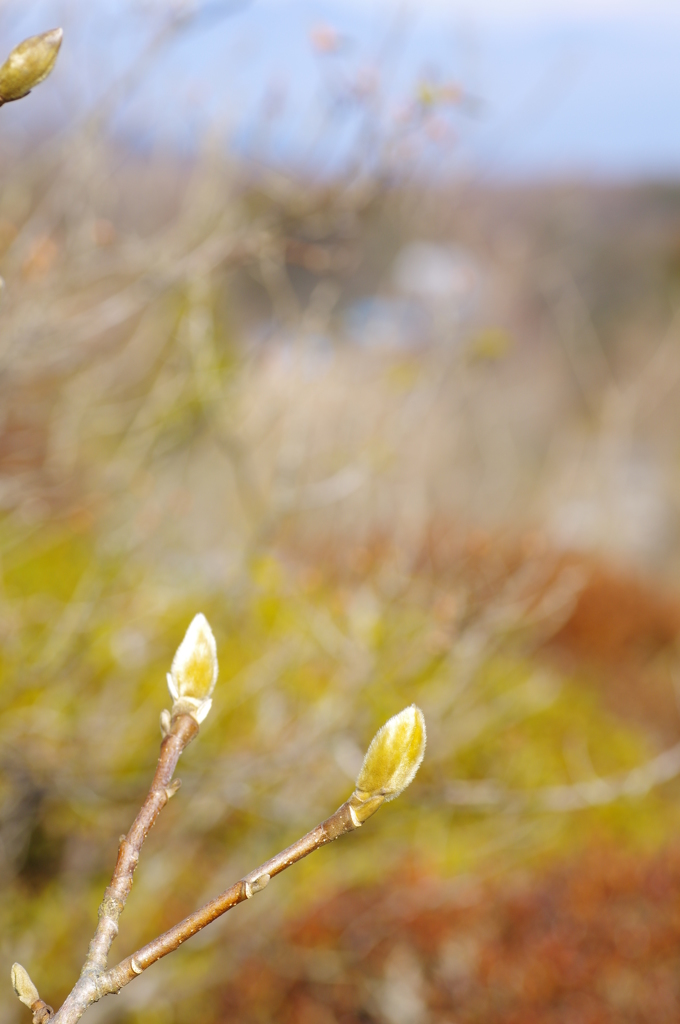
[219,847,680,1024]
[290,521,680,740]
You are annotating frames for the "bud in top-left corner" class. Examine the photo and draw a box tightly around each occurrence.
[0,28,63,103]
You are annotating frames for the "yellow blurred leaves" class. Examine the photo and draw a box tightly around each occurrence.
[466,327,513,363]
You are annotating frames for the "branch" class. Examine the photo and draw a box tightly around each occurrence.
[81,712,198,976]
[13,713,200,1024]
[46,613,220,1024]
[100,798,359,997]
[99,697,425,999]
[13,612,426,1024]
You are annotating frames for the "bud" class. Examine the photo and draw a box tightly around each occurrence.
[0,29,63,104]
[11,963,39,1008]
[167,613,218,724]
[349,705,426,824]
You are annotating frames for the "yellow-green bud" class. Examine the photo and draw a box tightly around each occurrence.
[167,613,218,724]
[11,964,39,1008]
[349,705,426,824]
[0,29,62,104]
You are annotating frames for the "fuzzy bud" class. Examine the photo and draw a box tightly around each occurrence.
[0,29,62,104]
[349,705,426,824]
[167,613,218,724]
[11,964,39,1008]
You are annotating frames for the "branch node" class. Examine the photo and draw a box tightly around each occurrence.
[348,803,362,827]
[165,779,181,801]
[40,705,425,1024]
[245,873,270,898]
[31,1000,54,1024]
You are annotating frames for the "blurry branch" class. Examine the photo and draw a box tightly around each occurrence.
[82,712,199,976]
[3,3,248,263]
[444,738,680,812]
[40,233,257,364]
[606,304,680,426]
[279,464,369,510]
[11,616,426,1024]
[82,0,252,129]
[0,220,259,389]
[442,559,587,715]
[0,29,62,107]
[540,262,616,416]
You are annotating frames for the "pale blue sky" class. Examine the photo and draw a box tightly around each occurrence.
[2,0,679,179]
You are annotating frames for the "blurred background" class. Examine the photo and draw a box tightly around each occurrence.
[3,1,680,1022]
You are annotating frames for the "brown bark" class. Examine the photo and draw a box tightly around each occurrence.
[51,714,198,1024]
[101,800,358,995]
[50,797,358,1024]
[82,713,199,976]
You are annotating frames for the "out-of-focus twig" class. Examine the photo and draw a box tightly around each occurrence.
[444,739,680,812]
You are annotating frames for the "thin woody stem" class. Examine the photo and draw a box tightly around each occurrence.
[50,796,359,1024]
[99,799,359,997]
[14,646,421,1024]
[81,713,198,976]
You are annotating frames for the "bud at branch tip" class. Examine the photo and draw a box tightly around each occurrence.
[167,613,218,724]
[0,28,62,104]
[350,705,426,824]
[11,963,40,1008]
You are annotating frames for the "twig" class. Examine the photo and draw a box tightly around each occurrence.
[444,739,680,812]
[50,797,359,1024]
[13,614,426,1024]
[99,799,359,997]
[81,713,198,976]
[25,714,198,1024]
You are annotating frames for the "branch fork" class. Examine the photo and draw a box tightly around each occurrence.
[10,615,426,1024]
